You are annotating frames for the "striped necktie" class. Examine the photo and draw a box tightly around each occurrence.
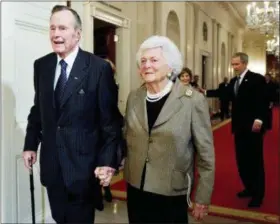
[55,59,68,107]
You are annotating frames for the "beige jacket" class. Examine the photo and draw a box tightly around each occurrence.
[123,80,215,205]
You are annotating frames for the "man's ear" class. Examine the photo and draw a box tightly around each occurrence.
[76,29,81,41]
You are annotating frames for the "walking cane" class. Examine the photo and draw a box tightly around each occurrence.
[29,159,36,224]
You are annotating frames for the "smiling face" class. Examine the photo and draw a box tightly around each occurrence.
[139,47,171,84]
[179,72,191,85]
[49,10,81,58]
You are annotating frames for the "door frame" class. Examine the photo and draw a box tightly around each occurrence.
[83,2,131,114]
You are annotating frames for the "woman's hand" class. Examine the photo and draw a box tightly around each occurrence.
[191,203,209,221]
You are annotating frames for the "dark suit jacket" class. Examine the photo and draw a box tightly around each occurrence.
[205,82,231,102]
[207,70,266,133]
[23,48,122,191]
[229,70,266,133]
[265,81,278,104]
[218,82,231,102]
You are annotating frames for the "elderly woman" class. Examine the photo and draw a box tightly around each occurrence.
[178,67,193,86]
[123,35,215,223]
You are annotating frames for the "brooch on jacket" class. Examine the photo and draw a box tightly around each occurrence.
[185,89,193,97]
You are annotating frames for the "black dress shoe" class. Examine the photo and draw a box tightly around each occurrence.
[95,202,104,211]
[248,199,262,208]
[237,190,251,198]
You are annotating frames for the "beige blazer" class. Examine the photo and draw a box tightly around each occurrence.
[123,79,215,205]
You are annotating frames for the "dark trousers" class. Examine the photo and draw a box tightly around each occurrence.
[220,100,229,120]
[127,184,188,223]
[234,131,265,201]
[46,170,96,223]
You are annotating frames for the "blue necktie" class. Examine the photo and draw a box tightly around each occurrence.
[55,59,68,108]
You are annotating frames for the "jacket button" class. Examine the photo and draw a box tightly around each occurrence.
[57,126,60,130]
[145,157,149,162]
[149,139,153,143]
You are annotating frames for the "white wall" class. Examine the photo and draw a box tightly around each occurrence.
[1,2,64,223]
[243,32,267,75]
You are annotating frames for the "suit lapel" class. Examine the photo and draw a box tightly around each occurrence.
[60,49,89,108]
[153,80,184,128]
[45,53,57,108]
[133,86,149,132]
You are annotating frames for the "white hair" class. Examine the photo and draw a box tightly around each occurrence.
[136,35,183,76]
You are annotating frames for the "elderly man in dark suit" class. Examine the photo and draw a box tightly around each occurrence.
[22,5,122,223]
[206,52,266,208]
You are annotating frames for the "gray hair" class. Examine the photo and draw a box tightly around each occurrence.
[51,5,82,30]
[136,35,183,76]
[232,52,249,64]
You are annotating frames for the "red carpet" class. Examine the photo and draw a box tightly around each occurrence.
[111,107,279,222]
[204,107,279,215]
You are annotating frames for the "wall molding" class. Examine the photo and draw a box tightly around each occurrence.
[15,19,48,33]
[91,2,130,28]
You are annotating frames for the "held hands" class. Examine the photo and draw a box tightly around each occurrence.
[192,203,209,221]
[22,151,37,170]
[94,166,115,186]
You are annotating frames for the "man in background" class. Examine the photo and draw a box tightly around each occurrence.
[264,73,277,130]
[218,77,231,120]
[190,75,200,88]
[205,52,267,208]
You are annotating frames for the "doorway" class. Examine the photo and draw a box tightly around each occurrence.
[94,18,117,64]
[202,55,207,88]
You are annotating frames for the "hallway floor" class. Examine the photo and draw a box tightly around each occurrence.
[95,200,257,223]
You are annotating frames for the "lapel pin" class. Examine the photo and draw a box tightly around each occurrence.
[74,77,78,80]
[79,89,85,94]
[185,89,193,97]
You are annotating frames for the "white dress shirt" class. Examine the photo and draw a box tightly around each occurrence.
[53,45,79,89]
[237,68,248,84]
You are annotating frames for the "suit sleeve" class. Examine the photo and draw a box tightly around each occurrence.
[23,60,42,151]
[191,93,215,205]
[205,89,219,98]
[97,62,122,168]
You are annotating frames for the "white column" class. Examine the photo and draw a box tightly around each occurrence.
[216,23,221,88]
[212,19,217,89]
[82,2,93,52]
[193,3,200,75]
[185,3,195,70]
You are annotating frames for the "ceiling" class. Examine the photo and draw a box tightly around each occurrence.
[230,2,248,21]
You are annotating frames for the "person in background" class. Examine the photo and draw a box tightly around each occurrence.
[205,52,266,208]
[190,75,200,88]
[218,77,231,120]
[22,5,122,223]
[264,73,277,130]
[178,67,193,86]
[95,57,122,210]
[123,35,215,223]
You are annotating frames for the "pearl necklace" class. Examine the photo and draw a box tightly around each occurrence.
[146,80,173,102]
